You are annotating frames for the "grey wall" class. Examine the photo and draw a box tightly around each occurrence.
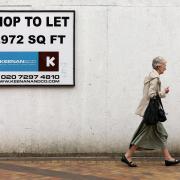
[0,0,180,153]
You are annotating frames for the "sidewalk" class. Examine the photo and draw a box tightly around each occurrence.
[0,157,179,179]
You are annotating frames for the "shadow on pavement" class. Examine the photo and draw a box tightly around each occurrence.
[0,162,111,180]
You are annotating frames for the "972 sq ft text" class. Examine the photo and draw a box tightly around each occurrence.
[0,35,66,44]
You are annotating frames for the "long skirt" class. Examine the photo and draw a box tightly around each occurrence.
[129,120,168,150]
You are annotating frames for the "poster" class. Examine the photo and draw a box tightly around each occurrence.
[0,10,75,86]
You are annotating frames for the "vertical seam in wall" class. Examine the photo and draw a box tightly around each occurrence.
[105,7,109,152]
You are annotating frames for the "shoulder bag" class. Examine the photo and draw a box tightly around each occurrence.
[143,95,167,125]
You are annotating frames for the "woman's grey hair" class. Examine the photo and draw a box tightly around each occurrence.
[152,56,166,69]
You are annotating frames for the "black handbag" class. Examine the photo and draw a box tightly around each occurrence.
[157,95,167,122]
[143,95,167,125]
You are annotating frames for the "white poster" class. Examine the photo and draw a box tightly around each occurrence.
[0,10,75,86]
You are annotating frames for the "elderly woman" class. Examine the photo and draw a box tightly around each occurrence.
[121,56,180,167]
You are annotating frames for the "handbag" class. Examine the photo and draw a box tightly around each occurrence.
[157,95,167,122]
[143,95,167,125]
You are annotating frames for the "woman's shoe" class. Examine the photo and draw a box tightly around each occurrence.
[121,154,137,167]
[165,159,180,166]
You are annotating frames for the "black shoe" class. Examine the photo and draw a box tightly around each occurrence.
[121,154,137,167]
[165,159,180,166]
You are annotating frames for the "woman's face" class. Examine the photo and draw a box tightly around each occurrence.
[157,62,167,74]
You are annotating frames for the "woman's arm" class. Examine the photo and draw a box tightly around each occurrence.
[148,78,166,98]
[159,89,166,98]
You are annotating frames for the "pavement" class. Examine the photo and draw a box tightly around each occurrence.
[0,157,179,179]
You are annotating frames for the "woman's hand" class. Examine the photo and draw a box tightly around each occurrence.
[164,87,169,94]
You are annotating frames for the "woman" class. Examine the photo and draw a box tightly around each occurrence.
[121,56,180,167]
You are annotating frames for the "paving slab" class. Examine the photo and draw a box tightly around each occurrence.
[0,158,179,179]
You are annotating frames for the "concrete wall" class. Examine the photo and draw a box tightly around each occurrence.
[0,0,180,154]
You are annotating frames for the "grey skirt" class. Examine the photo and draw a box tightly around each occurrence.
[130,120,168,150]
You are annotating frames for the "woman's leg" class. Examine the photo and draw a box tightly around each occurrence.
[162,147,174,161]
[125,145,137,162]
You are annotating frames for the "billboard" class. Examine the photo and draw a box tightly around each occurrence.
[0,10,75,86]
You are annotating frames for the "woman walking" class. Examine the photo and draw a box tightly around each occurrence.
[121,56,180,167]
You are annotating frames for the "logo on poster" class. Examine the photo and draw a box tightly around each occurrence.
[39,52,59,71]
[46,56,55,67]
